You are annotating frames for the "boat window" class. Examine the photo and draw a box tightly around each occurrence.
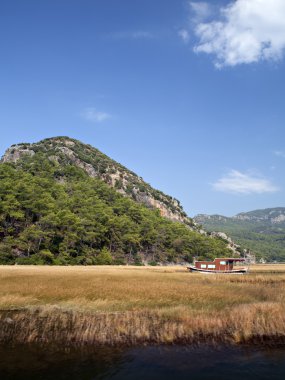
[208,265,216,269]
[201,264,207,268]
[220,261,226,265]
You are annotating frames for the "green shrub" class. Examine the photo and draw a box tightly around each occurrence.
[95,248,113,265]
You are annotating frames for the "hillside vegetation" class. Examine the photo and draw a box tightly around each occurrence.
[195,208,285,262]
[3,137,190,224]
[0,138,230,265]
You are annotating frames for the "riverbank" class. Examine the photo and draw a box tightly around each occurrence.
[1,265,285,346]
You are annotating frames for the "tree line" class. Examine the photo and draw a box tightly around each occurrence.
[0,154,231,265]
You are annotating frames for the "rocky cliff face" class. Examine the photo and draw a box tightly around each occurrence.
[209,231,242,256]
[195,214,228,223]
[2,146,35,163]
[2,137,194,227]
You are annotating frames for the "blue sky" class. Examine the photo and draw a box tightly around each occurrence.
[0,0,284,216]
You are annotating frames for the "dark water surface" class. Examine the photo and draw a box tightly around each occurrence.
[1,344,285,380]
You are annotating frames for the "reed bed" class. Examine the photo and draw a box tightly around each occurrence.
[249,264,285,273]
[0,265,285,346]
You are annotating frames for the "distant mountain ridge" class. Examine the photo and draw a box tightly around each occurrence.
[196,208,285,225]
[194,208,285,261]
[233,208,285,224]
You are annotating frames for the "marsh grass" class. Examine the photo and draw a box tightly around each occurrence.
[1,265,285,346]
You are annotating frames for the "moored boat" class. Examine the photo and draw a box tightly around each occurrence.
[188,258,248,274]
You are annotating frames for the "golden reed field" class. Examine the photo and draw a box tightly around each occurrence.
[1,264,285,346]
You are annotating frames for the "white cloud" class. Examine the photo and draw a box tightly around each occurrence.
[213,170,279,194]
[190,1,212,22]
[81,108,111,123]
[274,150,285,158]
[192,0,285,67]
[178,29,190,43]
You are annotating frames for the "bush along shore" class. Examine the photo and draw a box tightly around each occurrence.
[1,265,285,347]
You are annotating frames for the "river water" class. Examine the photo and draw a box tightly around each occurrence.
[1,344,285,380]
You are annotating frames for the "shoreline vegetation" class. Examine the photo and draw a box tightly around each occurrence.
[1,265,285,347]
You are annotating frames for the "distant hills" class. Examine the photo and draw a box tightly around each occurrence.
[194,208,285,261]
[0,136,231,265]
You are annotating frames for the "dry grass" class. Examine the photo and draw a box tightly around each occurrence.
[1,265,285,346]
[249,264,285,273]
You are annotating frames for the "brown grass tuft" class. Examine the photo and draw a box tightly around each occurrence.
[1,265,285,346]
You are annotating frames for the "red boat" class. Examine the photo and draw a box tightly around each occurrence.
[188,258,248,274]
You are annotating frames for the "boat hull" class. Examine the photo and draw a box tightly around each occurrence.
[187,265,248,274]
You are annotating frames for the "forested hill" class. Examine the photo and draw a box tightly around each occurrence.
[194,208,285,262]
[2,137,191,225]
[0,137,231,265]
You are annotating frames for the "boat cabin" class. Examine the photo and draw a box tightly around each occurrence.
[194,258,245,271]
